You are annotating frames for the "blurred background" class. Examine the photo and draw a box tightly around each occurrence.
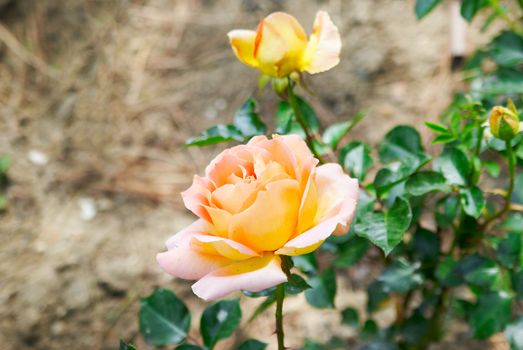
[0,0,510,349]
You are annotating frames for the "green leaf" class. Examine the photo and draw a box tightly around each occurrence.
[434,148,470,186]
[497,232,522,268]
[374,156,431,197]
[334,236,369,267]
[490,31,523,67]
[361,320,379,340]
[378,125,427,163]
[415,0,442,19]
[339,141,373,181]
[200,299,242,349]
[460,0,489,22]
[305,268,337,309]
[435,195,460,228]
[459,186,485,218]
[512,270,523,298]
[467,291,512,339]
[186,125,243,147]
[355,197,412,256]
[367,280,389,312]
[463,259,502,289]
[341,307,359,328]
[500,214,523,233]
[425,121,449,134]
[139,288,191,346]
[237,339,267,350]
[294,96,320,132]
[432,134,456,144]
[275,101,305,137]
[175,345,204,350]
[484,161,501,178]
[119,340,136,350]
[377,259,423,293]
[233,98,266,137]
[285,274,311,295]
[436,257,462,287]
[405,171,451,196]
[323,112,365,150]
[292,253,318,275]
[506,317,523,350]
[411,228,441,264]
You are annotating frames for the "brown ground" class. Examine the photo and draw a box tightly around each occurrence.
[0,0,508,349]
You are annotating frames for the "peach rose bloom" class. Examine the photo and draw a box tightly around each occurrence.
[157,135,358,300]
[227,11,341,77]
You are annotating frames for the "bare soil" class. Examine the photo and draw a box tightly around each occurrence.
[0,0,508,349]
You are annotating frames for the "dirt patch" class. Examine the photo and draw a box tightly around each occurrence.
[0,0,505,349]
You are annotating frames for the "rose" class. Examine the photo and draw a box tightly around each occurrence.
[157,135,358,300]
[227,11,341,78]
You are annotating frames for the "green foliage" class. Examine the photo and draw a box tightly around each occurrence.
[237,339,267,350]
[323,112,365,150]
[200,299,242,350]
[186,97,266,146]
[305,267,337,308]
[139,288,191,346]
[340,141,373,181]
[119,340,136,350]
[354,197,412,256]
[341,307,359,328]
[415,0,442,19]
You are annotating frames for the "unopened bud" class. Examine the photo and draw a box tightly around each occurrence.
[271,77,289,95]
[489,106,519,141]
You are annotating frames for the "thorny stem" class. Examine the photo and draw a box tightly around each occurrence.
[286,79,336,164]
[482,140,517,229]
[275,256,292,350]
[275,283,285,350]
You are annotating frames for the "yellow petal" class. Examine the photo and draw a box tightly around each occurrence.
[227,29,258,67]
[301,11,341,74]
[190,234,260,260]
[229,179,301,251]
[204,206,232,237]
[211,182,259,214]
[255,12,308,77]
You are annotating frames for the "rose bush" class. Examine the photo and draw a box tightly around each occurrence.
[157,134,358,300]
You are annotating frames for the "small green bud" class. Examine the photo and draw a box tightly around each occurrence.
[271,77,289,95]
[489,105,519,141]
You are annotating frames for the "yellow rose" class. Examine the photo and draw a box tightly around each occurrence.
[489,105,519,141]
[157,135,358,300]
[227,11,341,78]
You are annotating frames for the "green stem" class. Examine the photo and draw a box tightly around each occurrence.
[286,79,333,164]
[482,139,516,228]
[490,0,523,36]
[275,283,285,350]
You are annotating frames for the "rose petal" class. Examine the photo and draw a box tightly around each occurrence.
[276,163,358,256]
[229,179,301,251]
[191,234,260,260]
[227,29,258,67]
[275,214,340,256]
[165,219,216,249]
[253,12,308,77]
[301,11,341,74]
[157,248,229,280]
[191,255,287,301]
[181,175,214,222]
